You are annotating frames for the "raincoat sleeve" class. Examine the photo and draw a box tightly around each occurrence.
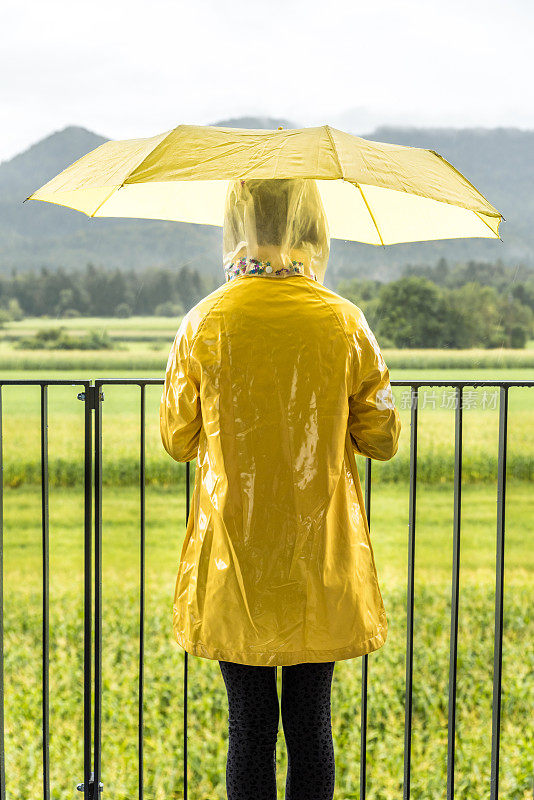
[160,316,202,463]
[347,312,401,462]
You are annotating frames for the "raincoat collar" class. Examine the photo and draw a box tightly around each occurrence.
[224,256,317,283]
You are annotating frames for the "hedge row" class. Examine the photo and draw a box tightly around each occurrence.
[3,453,533,488]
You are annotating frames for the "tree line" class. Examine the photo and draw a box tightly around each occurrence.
[337,259,534,349]
[1,258,533,349]
[0,263,218,321]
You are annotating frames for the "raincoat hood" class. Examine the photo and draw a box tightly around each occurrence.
[222,178,330,283]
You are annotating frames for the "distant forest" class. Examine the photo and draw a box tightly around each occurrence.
[0,262,218,321]
[0,258,533,349]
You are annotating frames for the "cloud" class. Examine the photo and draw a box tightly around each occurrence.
[1,0,533,162]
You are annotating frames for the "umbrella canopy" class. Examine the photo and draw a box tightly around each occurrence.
[24,124,503,246]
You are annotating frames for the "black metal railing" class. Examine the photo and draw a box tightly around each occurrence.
[0,377,532,800]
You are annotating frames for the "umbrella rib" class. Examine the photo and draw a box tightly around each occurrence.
[89,186,123,218]
[472,209,504,241]
[429,150,501,216]
[325,125,385,246]
[123,128,176,185]
[324,125,345,180]
[88,131,176,217]
[357,184,385,247]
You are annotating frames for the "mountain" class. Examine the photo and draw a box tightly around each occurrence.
[1,119,532,289]
[0,126,107,197]
[207,116,299,130]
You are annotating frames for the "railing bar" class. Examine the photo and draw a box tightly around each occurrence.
[403,385,418,800]
[67,378,534,388]
[389,380,534,388]
[83,381,93,800]
[139,386,146,800]
[41,385,51,800]
[0,378,534,387]
[184,461,191,800]
[490,386,508,800]
[86,380,167,387]
[360,457,372,800]
[447,387,463,800]
[0,387,5,800]
[1,379,533,388]
[0,380,95,387]
[94,384,103,797]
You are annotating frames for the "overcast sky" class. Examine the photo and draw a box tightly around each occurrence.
[1,0,533,163]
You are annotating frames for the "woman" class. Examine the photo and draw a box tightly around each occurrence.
[160,177,401,800]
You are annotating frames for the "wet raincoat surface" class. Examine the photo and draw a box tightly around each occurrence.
[160,178,401,666]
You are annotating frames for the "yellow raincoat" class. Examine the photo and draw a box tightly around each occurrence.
[160,178,401,666]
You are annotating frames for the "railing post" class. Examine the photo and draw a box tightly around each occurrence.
[0,387,5,800]
[93,382,104,798]
[447,386,463,800]
[490,385,508,800]
[139,384,146,800]
[77,382,105,799]
[360,456,372,800]
[403,385,418,800]
[82,382,94,800]
[41,385,50,800]
[184,460,191,800]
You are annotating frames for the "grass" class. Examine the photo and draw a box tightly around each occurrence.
[1,372,533,487]
[3,482,533,591]
[2,315,534,371]
[3,346,534,371]
[2,315,180,336]
[2,484,533,800]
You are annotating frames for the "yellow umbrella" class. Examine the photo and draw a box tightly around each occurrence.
[24,123,503,246]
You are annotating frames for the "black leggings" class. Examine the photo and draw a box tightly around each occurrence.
[219,660,336,800]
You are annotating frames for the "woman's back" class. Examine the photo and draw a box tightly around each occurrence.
[160,266,401,666]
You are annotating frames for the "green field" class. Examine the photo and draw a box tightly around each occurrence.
[3,485,533,799]
[2,316,534,370]
[1,317,533,799]
[1,368,533,488]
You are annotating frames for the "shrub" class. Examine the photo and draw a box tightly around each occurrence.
[15,327,114,350]
[154,301,184,317]
[510,325,528,348]
[8,298,24,321]
[115,302,132,318]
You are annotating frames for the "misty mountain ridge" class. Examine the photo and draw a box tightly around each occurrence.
[1,117,532,289]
